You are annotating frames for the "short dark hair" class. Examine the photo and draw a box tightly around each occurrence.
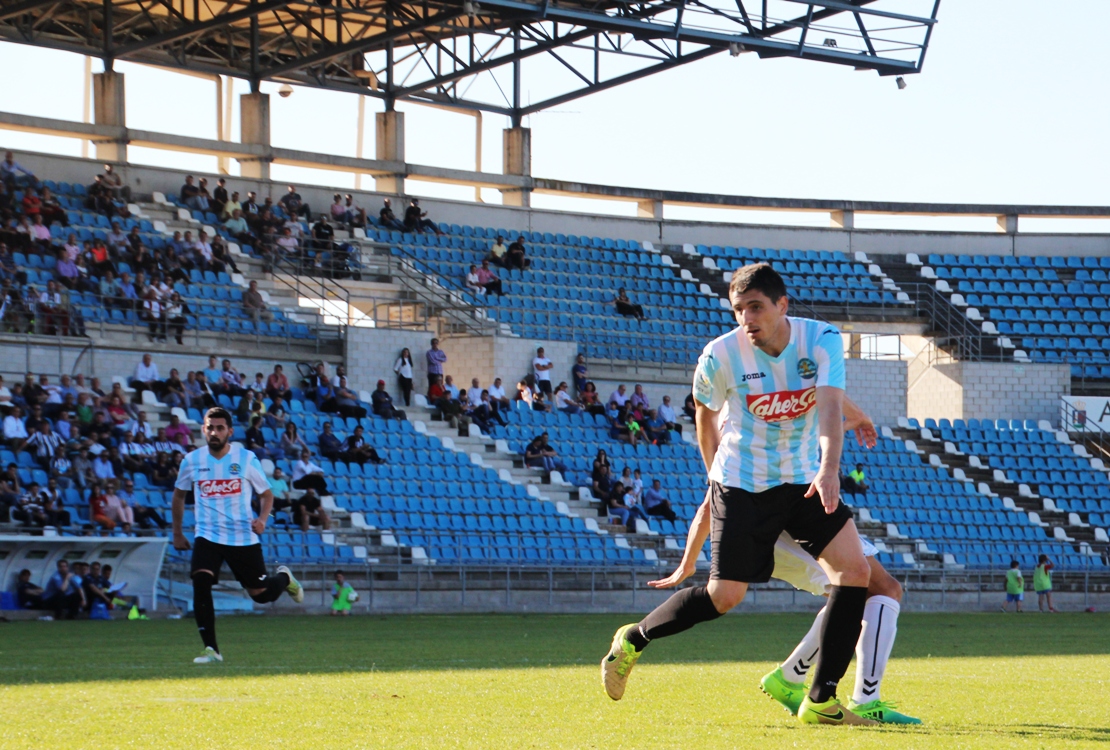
[728,262,787,302]
[204,407,233,427]
[1010,560,1020,568]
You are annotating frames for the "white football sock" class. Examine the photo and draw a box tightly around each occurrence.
[852,595,900,704]
[780,605,826,684]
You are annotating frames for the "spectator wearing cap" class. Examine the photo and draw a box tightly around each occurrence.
[371,380,406,421]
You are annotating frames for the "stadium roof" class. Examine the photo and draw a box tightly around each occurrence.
[0,0,939,119]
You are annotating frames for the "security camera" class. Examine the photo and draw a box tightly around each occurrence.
[278,84,294,98]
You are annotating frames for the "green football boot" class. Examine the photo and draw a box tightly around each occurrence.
[798,696,877,726]
[847,699,922,725]
[759,667,807,716]
[601,624,643,701]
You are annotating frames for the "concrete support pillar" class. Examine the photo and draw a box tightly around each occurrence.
[637,199,663,220]
[375,111,406,194]
[830,209,855,230]
[238,93,271,180]
[500,126,531,207]
[848,333,863,359]
[92,71,127,163]
[997,214,1018,234]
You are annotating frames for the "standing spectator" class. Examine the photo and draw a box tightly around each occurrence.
[554,382,579,415]
[42,560,84,620]
[532,347,554,397]
[293,489,331,531]
[130,353,163,401]
[572,354,588,395]
[642,479,678,522]
[243,279,274,323]
[331,571,356,616]
[164,292,189,345]
[393,348,415,406]
[378,199,405,231]
[1002,560,1024,613]
[614,288,646,320]
[1034,555,1057,613]
[683,392,696,420]
[292,449,329,495]
[403,198,442,234]
[211,177,229,218]
[657,395,680,434]
[426,338,447,390]
[371,380,406,421]
[266,364,292,402]
[280,185,311,219]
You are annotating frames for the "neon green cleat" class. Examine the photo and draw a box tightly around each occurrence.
[277,565,304,603]
[848,699,922,725]
[798,696,877,726]
[193,647,224,665]
[601,624,643,701]
[759,667,807,716]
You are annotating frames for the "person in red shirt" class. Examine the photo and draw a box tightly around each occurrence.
[266,364,292,402]
[88,484,114,531]
[21,188,42,218]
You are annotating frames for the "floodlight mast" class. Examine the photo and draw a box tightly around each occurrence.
[0,0,940,118]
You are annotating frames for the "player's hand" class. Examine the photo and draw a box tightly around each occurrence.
[844,412,878,448]
[251,517,267,535]
[805,469,841,514]
[647,562,695,589]
[172,532,191,551]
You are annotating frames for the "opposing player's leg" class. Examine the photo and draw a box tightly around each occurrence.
[190,537,224,664]
[847,560,921,725]
[788,506,875,725]
[761,605,824,715]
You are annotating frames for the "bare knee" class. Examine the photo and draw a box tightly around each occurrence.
[707,580,746,613]
[835,557,872,588]
[867,560,902,602]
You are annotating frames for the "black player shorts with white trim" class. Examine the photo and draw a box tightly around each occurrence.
[708,481,853,583]
[191,535,270,588]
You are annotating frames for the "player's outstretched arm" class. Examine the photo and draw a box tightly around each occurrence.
[648,494,711,589]
[842,395,877,449]
[805,386,844,514]
[171,489,191,551]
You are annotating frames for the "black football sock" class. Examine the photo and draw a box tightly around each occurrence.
[250,572,290,604]
[192,574,219,652]
[632,585,723,650]
[809,585,868,703]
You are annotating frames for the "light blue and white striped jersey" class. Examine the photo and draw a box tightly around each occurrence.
[692,316,845,492]
[175,443,270,546]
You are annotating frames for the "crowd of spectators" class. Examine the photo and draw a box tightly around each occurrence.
[589,450,678,532]
[14,558,144,621]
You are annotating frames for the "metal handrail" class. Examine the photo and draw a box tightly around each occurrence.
[1059,398,1110,461]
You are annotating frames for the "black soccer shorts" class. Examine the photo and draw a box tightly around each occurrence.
[708,481,854,583]
[191,535,269,588]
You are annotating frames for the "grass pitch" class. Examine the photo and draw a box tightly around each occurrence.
[0,612,1106,749]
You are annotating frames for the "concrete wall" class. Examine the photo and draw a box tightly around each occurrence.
[845,359,907,427]
[908,361,1071,424]
[16,149,1110,259]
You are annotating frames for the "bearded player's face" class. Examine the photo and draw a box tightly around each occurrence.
[204,417,231,451]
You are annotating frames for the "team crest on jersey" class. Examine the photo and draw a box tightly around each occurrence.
[230,463,241,475]
[694,353,719,402]
[797,358,818,380]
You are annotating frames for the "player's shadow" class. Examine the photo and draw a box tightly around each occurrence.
[937,724,1110,744]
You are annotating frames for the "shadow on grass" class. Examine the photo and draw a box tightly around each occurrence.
[934,724,1110,744]
[0,612,1106,686]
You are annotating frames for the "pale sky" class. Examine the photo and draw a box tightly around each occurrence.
[2,1,1109,232]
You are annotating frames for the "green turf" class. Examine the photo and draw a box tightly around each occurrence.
[0,612,1106,748]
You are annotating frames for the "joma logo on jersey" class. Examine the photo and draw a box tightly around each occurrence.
[746,388,817,423]
[741,372,768,382]
[196,479,242,497]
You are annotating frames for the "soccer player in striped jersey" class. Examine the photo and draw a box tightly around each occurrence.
[601,263,876,725]
[172,407,304,664]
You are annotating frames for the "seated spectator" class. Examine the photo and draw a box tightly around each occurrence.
[553,382,580,415]
[219,358,246,397]
[82,561,115,615]
[371,380,406,421]
[345,425,383,465]
[130,353,164,401]
[141,288,165,342]
[642,479,678,521]
[378,198,406,231]
[292,450,329,495]
[609,384,629,408]
[334,377,367,420]
[486,236,508,267]
[523,433,567,474]
[26,421,64,469]
[311,214,335,253]
[180,175,208,211]
[162,369,188,410]
[614,287,646,320]
[403,198,442,234]
[644,409,671,444]
[442,375,460,400]
[465,265,485,295]
[630,384,650,411]
[580,382,604,416]
[517,380,534,409]
[149,452,176,488]
[243,279,274,322]
[505,237,530,271]
[152,427,182,455]
[475,260,503,296]
[42,560,84,620]
[118,477,167,529]
[16,569,44,610]
[293,488,331,531]
[1,150,35,189]
[428,375,467,430]
[608,404,640,447]
[266,364,293,402]
[11,482,47,526]
[531,390,550,413]
[314,373,338,413]
[657,395,681,434]
[246,416,282,462]
[118,432,147,474]
[342,194,366,227]
[87,482,114,531]
[236,390,265,424]
[123,410,154,440]
[487,377,511,410]
[842,463,868,494]
[281,423,310,459]
[317,422,344,461]
[620,482,651,531]
[331,571,356,616]
[281,184,311,219]
[467,379,483,409]
[266,397,288,431]
[165,413,193,448]
[605,481,645,533]
[683,393,696,420]
[260,467,292,517]
[101,480,134,533]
